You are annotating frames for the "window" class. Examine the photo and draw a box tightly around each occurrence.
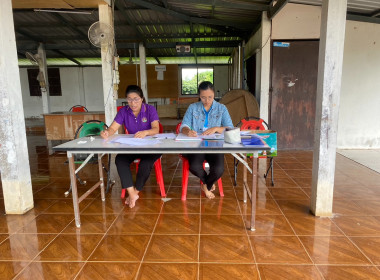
[181,67,214,95]
[27,68,62,96]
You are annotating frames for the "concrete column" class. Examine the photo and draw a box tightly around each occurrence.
[99,3,117,125]
[311,0,347,216]
[139,42,148,103]
[259,11,271,122]
[78,67,86,106]
[0,0,33,214]
[37,43,50,113]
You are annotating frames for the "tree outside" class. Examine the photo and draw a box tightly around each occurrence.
[182,68,213,95]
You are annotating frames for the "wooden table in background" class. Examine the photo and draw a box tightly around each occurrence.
[43,111,105,141]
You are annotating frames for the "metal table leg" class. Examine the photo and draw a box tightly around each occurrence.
[68,152,81,228]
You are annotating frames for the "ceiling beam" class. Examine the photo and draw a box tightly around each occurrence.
[347,14,380,24]
[176,0,268,11]
[51,50,82,66]
[50,13,88,38]
[19,40,241,50]
[124,0,249,29]
[154,56,161,64]
[268,0,289,20]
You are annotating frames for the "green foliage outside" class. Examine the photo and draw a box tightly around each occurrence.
[182,69,214,95]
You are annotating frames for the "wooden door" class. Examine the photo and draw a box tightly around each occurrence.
[270,40,319,150]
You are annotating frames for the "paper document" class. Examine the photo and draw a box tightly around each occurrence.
[110,136,161,146]
[175,133,202,141]
[154,133,176,139]
[175,133,224,141]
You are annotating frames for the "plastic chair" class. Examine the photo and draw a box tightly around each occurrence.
[120,122,166,199]
[65,120,113,196]
[176,122,224,200]
[69,105,88,112]
[235,117,274,186]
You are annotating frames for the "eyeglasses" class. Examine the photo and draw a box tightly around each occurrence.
[127,97,142,103]
[200,96,214,101]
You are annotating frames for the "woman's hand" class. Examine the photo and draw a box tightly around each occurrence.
[202,127,220,135]
[134,130,149,138]
[100,130,109,139]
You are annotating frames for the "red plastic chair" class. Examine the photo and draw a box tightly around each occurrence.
[176,122,224,200]
[235,116,274,186]
[69,105,88,112]
[120,121,166,199]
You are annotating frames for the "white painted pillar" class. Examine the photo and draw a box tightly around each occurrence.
[78,68,86,106]
[37,43,50,113]
[139,42,148,103]
[311,0,347,216]
[0,0,33,214]
[99,3,117,125]
[259,11,271,121]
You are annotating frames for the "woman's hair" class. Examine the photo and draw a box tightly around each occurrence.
[198,81,215,94]
[125,85,146,103]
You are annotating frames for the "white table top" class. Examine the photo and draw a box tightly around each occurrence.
[53,135,270,154]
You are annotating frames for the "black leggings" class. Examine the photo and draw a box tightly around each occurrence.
[115,154,161,191]
[184,154,224,190]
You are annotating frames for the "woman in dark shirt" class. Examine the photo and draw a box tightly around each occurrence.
[100,85,161,208]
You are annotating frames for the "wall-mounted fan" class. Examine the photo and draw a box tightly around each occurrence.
[88,21,114,48]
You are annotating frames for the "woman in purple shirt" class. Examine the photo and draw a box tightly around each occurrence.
[100,85,161,208]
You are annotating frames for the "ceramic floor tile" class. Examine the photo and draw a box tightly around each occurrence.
[0,262,29,280]
[0,213,40,234]
[81,199,125,215]
[286,215,343,236]
[107,214,158,235]
[332,216,380,236]
[292,178,312,188]
[121,199,164,214]
[199,264,259,280]
[239,199,283,216]
[137,263,197,280]
[201,214,246,235]
[62,214,118,234]
[201,198,240,215]
[317,265,380,280]
[37,234,103,261]
[0,234,55,261]
[270,188,309,200]
[353,200,380,215]
[166,186,201,199]
[89,234,150,261]
[258,265,323,280]
[14,262,84,280]
[76,262,139,280]
[18,214,73,234]
[162,199,200,214]
[200,235,254,263]
[332,199,368,216]
[244,215,294,236]
[250,236,312,264]
[284,169,312,178]
[351,237,380,265]
[299,236,370,265]
[154,214,200,234]
[276,200,311,215]
[43,199,94,214]
[144,235,198,262]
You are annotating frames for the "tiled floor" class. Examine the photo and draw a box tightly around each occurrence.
[1,135,380,279]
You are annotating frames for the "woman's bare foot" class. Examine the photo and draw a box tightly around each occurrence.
[210,184,216,192]
[201,184,215,199]
[125,188,140,208]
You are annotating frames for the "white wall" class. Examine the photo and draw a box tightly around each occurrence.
[272,3,321,40]
[20,67,104,118]
[338,21,380,148]
[246,3,380,149]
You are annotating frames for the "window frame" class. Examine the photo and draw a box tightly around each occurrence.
[180,65,214,96]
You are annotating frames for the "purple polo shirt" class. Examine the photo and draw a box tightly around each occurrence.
[114,104,159,134]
